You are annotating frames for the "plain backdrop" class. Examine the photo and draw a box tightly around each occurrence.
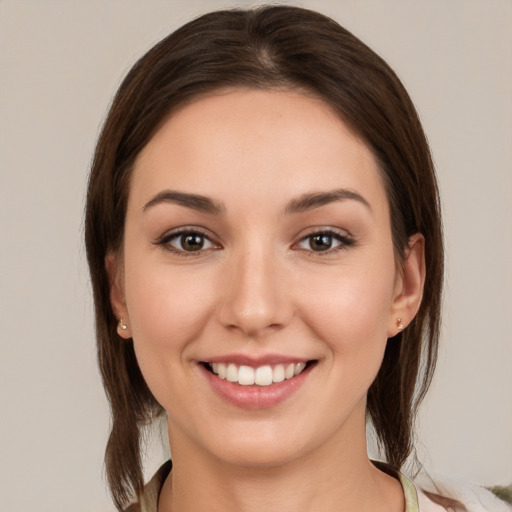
[1,1,511,511]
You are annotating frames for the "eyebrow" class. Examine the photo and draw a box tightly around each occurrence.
[143,187,371,216]
[283,188,371,215]
[143,190,225,215]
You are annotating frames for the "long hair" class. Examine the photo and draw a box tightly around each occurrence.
[85,6,443,509]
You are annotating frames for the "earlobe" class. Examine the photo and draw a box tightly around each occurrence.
[388,233,426,337]
[105,251,132,339]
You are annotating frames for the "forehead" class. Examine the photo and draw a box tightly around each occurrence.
[130,88,387,214]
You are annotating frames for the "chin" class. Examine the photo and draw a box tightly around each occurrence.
[213,438,305,469]
[197,414,340,470]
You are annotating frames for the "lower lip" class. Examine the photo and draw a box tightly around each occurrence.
[200,364,313,409]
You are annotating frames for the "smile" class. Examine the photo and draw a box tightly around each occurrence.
[200,358,315,408]
[207,362,307,386]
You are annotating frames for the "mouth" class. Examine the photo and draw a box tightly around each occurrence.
[202,360,316,386]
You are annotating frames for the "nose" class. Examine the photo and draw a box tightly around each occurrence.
[216,244,293,338]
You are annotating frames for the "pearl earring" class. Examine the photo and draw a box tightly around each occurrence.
[396,318,404,330]
[118,318,128,331]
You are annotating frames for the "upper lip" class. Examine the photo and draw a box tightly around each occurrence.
[201,354,313,367]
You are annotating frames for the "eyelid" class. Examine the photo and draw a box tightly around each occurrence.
[292,227,355,254]
[154,226,221,256]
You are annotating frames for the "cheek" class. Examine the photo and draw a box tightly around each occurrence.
[125,234,218,327]
[297,266,396,411]
[297,262,396,358]
[122,255,217,390]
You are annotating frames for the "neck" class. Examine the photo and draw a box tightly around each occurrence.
[158,418,404,512]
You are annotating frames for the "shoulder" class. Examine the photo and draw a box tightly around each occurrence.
[414,473,512,512]
[124,461,173,512]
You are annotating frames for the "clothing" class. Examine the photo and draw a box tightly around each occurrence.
[125,460,512,512]
[413,471,512,512]
[125,461,171,512]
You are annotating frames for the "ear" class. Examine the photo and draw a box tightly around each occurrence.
[387,233,426,337]
[105,251,132,339]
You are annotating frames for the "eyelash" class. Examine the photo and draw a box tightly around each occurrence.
[295,229,355,255]
[154,228,218,258]
[154,228,355,258]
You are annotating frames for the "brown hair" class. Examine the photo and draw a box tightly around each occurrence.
[85,5,443,509]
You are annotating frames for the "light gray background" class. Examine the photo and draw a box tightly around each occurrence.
[1,1,511,511]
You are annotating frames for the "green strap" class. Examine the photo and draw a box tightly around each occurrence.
[399,471,420,512]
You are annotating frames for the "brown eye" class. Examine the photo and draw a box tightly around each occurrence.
[180,233,205,251]
[296,230,353,254]
[161,230,216,254]
[309,234,334,251]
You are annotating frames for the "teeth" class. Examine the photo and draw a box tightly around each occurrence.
[208,361,308,386]
[226,363,238,382]
[255,365,273,386]
[285,363,295,380]
[238,365,255,385]
[272,364,285,383]
[217,363,226,379]
[294,362,306,375]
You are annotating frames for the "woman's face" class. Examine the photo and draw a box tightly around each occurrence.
[110,89,422,468]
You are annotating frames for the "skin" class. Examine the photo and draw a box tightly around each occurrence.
[108,89,425,512]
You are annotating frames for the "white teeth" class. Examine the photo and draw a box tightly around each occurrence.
[254,365,273,386]
[272,364,285,383]
[294,362,306,375]
[208,361,309,386]
[217,363,226,379]
[226,363,238,382]
[238,365,255,385]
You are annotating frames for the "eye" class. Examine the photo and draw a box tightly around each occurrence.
[296,230,353,253]
[158,230,217,254]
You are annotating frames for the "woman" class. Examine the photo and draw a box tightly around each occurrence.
[84,5,509,512]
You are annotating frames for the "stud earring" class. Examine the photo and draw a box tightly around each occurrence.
[396,318,404,331]
[118,318,128,331]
